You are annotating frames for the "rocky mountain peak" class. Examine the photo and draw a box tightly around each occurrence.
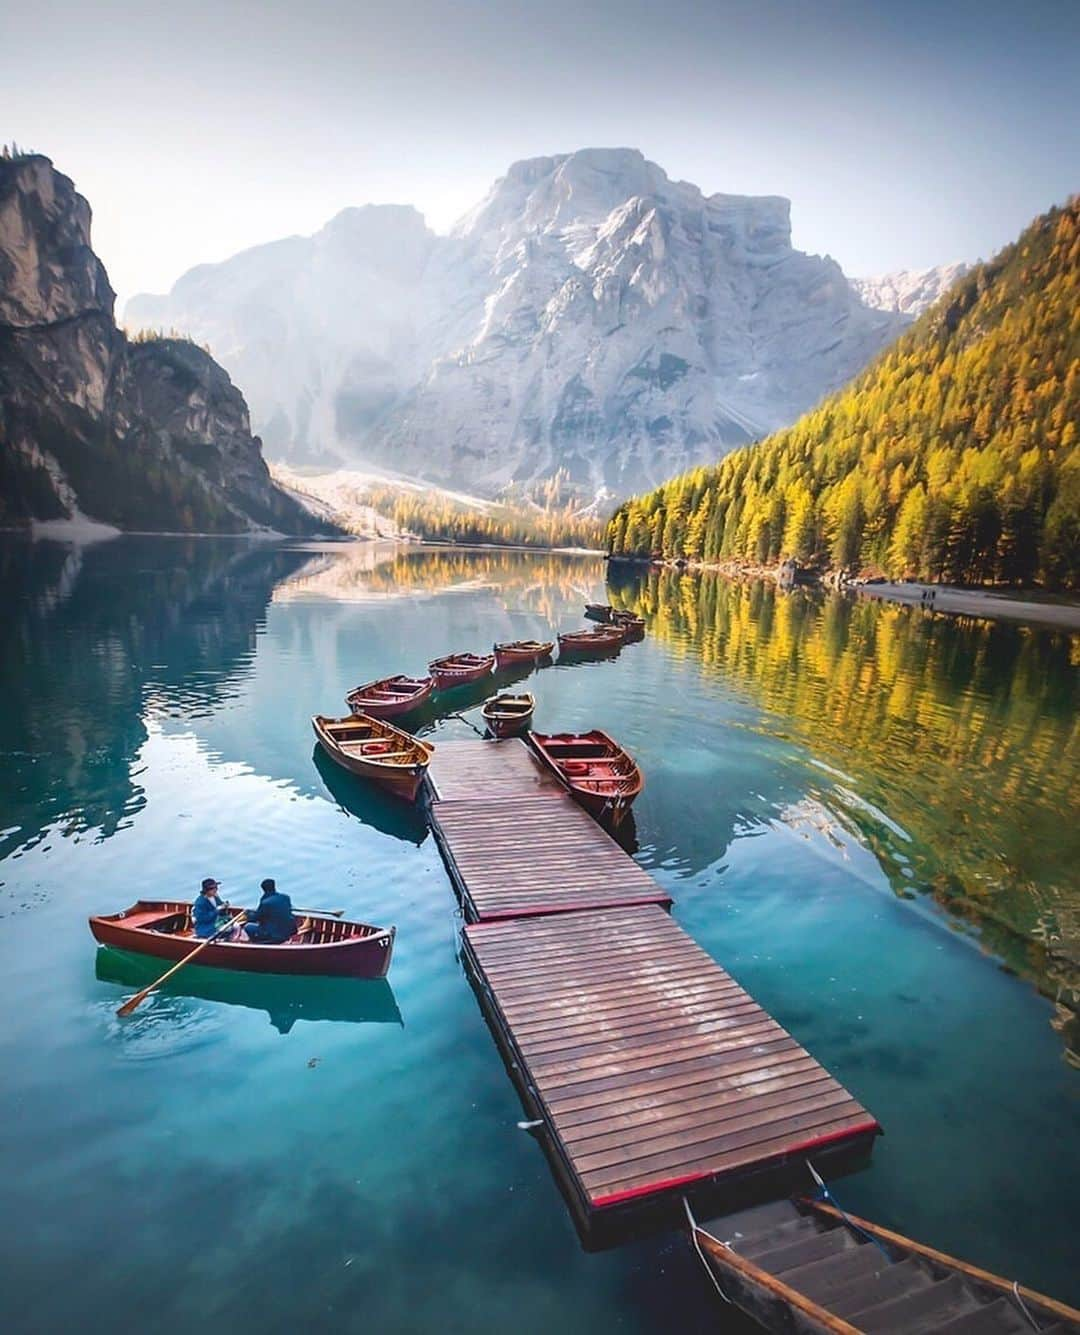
[125,148,909,493]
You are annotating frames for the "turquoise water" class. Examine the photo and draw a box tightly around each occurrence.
[1,538,1077,1333]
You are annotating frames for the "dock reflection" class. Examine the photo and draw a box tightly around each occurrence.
[95,947,403,1034]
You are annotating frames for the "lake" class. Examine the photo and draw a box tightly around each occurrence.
[1,537,1077,1334]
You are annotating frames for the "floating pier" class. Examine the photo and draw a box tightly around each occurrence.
[426,738,880,1232]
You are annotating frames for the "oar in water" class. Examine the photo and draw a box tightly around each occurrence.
[116,911,248,1017]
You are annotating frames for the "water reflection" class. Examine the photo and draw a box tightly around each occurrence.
[0,538,313,860]
[95,948,403,1034]
[311,746,428,846]
[608,564,1080,1014]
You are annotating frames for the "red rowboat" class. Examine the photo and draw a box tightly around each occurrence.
[493,639,554,671]
[482,692,535,739]
[611,610,645,640]
[429,652,495,690]
[529,729,643,826]
[557,626,624,656]
[313,712,433,802]
[89,900,395,978]
[346,674,434,718]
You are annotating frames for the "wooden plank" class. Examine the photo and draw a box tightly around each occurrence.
[464,904,880,1216]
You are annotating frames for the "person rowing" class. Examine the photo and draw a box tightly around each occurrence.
[241,878,297,944]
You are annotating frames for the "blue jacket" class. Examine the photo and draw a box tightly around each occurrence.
[192,892,224,938]
[246,891,296,942]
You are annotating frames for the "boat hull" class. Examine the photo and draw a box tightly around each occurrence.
[529,730,643,828]
[482,694,535,739]
[313,714,431,802]
[493,641,554,671]
[346,675,434,719]
[558,630,623,657]
[429,655,495,690]
[584,604,613,623]
[89,903,395,979]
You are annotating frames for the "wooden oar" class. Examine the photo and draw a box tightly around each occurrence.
[116,912,248,1017]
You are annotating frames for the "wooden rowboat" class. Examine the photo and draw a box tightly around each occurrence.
[493,639,554,671]
[689,1196,1080,1335]
[557,626,624,656]
[429,652,495,690]
[482,692,535,739]
[584,603,613,622]
[346,673,434,718]
[89,900,396,978]
[611,610,645,640]
[528,729,643,826]
[312,712,433,802]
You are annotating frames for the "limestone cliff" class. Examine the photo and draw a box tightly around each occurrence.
[0,154,322,534]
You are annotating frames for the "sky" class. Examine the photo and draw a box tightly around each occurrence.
[5,0,1079,307]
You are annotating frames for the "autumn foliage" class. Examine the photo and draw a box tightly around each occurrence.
[607,199,1080,589]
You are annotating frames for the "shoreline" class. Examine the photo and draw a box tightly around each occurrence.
[608,555,1080,632]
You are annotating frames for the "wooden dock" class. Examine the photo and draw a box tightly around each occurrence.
[427,738,880,1229]
[426,739,671,921]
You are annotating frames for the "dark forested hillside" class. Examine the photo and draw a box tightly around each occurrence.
[607,199,1080,589]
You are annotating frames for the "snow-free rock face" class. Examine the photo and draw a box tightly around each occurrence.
[0,155,322,533]
[126,147,907,495]
[849,263,969,318]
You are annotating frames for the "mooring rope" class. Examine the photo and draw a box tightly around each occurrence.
[682,1198,733,1304]
[1011,1280,1041,1331]
[805,1159,892,1261]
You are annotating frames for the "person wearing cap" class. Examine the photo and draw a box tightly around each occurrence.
[192,878,229,939]
[242,878,297,944]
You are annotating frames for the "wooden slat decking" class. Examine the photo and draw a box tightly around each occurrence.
[426,739,671,921]
[429,738,879,1224]
[463,906,880,1218]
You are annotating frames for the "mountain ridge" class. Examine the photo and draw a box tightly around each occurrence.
[126,147,908,495]
[0,154,322,535]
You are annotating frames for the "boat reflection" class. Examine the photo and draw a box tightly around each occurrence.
[95,947,403,1035]
[312,745,429,844]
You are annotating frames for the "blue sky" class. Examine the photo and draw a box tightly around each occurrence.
[5,0,1079,303]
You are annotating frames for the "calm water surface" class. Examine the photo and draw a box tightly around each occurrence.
[1,538,1077,1334]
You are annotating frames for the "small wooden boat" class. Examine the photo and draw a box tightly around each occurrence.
[493,639,554,671]
[312,712,433,802]
[429,652,495,690]
[345,673,434,718]
[482,692,535,739]
[89,901,396,978]
[557,626,624,656]
[584,603,613,623]
[611,610,645,640]
[529,730,643,826]
[689,1196,1080,1335]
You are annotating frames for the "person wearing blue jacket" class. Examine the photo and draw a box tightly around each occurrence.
[242,878,297,944]
[192,878,228,938]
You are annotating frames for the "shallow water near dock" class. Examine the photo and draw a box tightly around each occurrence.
[1,537,1077,1334]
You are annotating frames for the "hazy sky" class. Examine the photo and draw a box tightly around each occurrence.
[6,0,1079,305]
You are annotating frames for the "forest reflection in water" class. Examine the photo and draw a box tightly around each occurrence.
[607,563,1080,1038]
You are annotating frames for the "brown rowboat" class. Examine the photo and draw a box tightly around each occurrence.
[89,900,395,978]
[528,729,643,826]
[313,712,433,802]
[493,639,554,670]
[429,652,495,690]
[584,603,613,622]
[482,692,535,739]
[346,673,434,718]
[557,626,624,656]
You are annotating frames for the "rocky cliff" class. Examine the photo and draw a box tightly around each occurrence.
[0,154,322,534]
[127,147,907,496]
[849,262,969,317]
